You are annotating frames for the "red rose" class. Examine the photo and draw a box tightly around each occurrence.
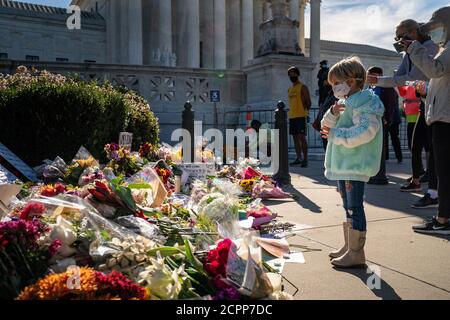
[55,183,66,194]
[20,202,45,221]
[207,249,219,262]
[217,244,231,263]
[41,186,57,197]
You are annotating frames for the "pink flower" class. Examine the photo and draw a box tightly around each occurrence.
[49,239,62,256]
[246,206,272,219]
[244,167,261,180]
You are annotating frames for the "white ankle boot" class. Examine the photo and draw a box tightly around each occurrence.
[329,221,351,259]
[331,229,366,269]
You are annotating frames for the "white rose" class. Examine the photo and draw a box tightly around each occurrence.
[51,216,77,244]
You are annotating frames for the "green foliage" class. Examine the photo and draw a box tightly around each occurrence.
[0,67,159,166]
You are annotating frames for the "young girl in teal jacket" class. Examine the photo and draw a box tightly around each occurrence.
[321,57,385,268]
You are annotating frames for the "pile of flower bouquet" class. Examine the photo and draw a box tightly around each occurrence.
[0,141,295,300]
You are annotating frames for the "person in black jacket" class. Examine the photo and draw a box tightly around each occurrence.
[367,67,403,163]
[317,60,332,106]
[313,86,338,150]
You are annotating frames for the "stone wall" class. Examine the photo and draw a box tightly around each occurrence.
[0,7,106,63]
[0,60,246,143]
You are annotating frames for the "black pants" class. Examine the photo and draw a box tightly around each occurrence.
[432,122,450,218]
[385,123,403,162]
[407,114,429,179]
[427,126,438,191]
[322,138,328,151]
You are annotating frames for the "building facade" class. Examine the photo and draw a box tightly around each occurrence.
[0,0,401,144]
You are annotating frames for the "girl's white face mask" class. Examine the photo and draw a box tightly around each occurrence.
[332,81,352,100]
[332,78,363,100]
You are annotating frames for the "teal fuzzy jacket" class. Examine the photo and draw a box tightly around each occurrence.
[321,90,385,182]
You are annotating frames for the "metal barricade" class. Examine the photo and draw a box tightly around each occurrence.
[223,107,410,153]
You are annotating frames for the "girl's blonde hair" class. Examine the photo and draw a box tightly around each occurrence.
[328,56,367,90]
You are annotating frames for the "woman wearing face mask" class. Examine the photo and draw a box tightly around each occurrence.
[367,20,439,205]
[403,7,450,235]
[321,57,384,268]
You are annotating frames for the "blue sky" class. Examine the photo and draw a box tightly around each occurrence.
[24,0,450,50]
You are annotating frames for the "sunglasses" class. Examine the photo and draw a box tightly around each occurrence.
[395,33,413,42]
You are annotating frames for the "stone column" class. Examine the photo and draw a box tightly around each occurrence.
[185,0,200,68]
[159,0,173,53]
[105,0,119,63]
[128,0,143,65]
[299,0,306,52]
[309,0,321,64]
[289,0,299,21]
[242,0,254,66]
[119,0,129,62]
[228,0,242,68]
[254,0,264,57]
[214,0,226,69]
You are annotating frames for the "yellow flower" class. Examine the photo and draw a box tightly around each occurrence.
[239,179,256,192]
[75,156,97,168]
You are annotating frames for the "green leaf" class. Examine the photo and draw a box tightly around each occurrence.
[100,230,111,241]
[128,183,153,190]
[147,247,184,258]
[184,239,203,270]
[109,181,138,212]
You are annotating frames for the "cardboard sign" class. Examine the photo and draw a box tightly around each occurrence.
[178,163,215,186]
[126,165,168,208]
[119,132,133,151]
[0,143,38,182]
[0,183,22,215]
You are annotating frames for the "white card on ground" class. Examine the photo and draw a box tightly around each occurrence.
[284,251,306,264]
[238,217,254,229]
[264,251,306,274]
[264,256,286,273]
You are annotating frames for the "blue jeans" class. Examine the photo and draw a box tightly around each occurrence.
[338,180,367,231]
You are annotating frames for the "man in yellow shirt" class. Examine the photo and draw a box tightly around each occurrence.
[288,66,312,167]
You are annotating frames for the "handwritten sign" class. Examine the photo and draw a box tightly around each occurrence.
[119,132,133,151]
[178,163,215,186]
[0,143,38,182]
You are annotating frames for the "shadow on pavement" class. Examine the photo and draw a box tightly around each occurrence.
[290,161,437,220]
[333,267,402,300]
[284,184,323,214]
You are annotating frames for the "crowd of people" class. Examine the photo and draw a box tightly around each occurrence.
[285,6,449,268]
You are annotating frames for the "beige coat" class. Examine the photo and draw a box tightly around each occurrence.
[408,40,450,125]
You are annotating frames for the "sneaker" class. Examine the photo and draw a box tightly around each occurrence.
[400,182,422,192]
[412,217,450,235]
[301,160,308,168]
[419,172,430,184]
[412,194,439,209]
[290,159,302,166]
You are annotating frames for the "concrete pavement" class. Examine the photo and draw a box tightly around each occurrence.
[268,160,450,300]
